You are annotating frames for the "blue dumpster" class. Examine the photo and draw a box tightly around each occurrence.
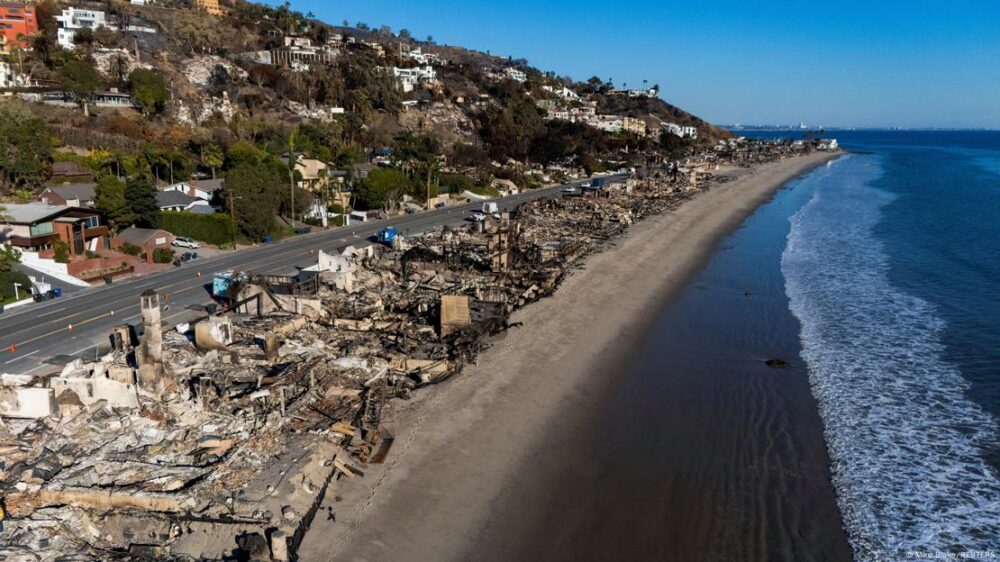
[51,288,63,298]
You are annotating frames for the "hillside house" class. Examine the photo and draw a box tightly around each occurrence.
[156,191,212,213]
[49,161,94,182]
[0,60,33,88]
[0,2,38,52]
[392,66,437,93]
[55,8,114,49]
[590,115,623,134]
[0,204,107,255]
[662,122,698,139]
[193,0,223,16]
[281,154,332,191]
[622,116,647,136]
[161,178,224,202]
[504,67,527,82]
[38,183,97,207]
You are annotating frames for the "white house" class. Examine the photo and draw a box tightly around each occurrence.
[817,138,839,151]
[504,67,527,83]
[590,115,623,133]
[662,122,698,139]
[161,178,224,202]
[542,85,581,101]
[0,61,34,89]
[392,65,437,93]
[55,8,116,49]
[402,46,444,66]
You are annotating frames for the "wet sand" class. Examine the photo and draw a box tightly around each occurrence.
[298,152,846,562]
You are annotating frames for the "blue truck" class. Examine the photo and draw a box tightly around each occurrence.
[377,226,397,246]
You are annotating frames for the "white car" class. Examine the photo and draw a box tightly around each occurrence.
[470,212,487,222]
[172,237,201,249]
[580,181,592,188]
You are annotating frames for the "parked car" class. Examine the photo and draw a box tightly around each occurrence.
[180,252,199,262]
[580,181,592,188]
[470,211,487,222]
[173,237,201,249]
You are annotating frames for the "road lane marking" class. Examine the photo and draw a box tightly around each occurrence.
[0,182,583,359]
[5,350,38,364]
[36,307,67,318]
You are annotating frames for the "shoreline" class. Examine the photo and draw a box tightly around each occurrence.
[298,151,843,561]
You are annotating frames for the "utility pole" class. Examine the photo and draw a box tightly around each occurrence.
[227,191,240,250]
[287,129,298,226]
[425,162,434,209]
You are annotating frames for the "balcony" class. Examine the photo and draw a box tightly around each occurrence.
[84,225,109,238]
[7,233,58,248]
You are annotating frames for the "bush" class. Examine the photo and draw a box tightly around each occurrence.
[152,248,175,264]
[159,211,233,247]
[53,240,70,264]
[0,270,32,301]
[120,243,143,257]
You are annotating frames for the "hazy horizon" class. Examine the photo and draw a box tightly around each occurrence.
[275,0,1000,130]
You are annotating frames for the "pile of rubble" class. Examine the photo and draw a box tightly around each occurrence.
[0,172,711,561]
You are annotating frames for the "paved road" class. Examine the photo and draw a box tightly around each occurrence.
[15,264,86,295]
[0,179,615,376]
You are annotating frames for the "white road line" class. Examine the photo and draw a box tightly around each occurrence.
[36,307,67,318]
[21,363,53,375]
[69,345,95,356]
[4,350,39,364]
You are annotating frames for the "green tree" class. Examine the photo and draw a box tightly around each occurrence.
[52,239,70,264]
[0,270,32,302]
[0,243,22,273]
[354,167,411,211]
[201,144,224,179]
[125,174,160,228]
[128,68,168,115]
[94,175,133,232]
[60,59,102,116]
[224,162,285,242]
[0,102,53,192]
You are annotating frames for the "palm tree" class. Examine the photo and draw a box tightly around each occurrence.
[202,144,224,179]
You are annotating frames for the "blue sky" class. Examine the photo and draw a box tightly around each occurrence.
[277,1,1000,128]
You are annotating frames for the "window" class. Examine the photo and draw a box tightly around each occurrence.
[83,216,100,229]
[30,222,54,237]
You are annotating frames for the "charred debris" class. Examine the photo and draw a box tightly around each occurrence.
[0,169,724,561]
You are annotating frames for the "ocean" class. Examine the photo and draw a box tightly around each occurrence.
[775,131,1000,560]
[498,131,1000,561]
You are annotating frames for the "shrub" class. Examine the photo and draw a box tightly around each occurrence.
[159,211,233,247]
[0,270,32,301]
[53,240,70,264]
[152,248,175,264]
[120,243,143,257]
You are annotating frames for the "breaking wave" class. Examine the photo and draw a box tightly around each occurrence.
[781,155,1000,560]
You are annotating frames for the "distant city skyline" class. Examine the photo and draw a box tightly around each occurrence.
[275,0,1000,129]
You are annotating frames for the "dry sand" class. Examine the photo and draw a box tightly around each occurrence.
[298,151,841,562]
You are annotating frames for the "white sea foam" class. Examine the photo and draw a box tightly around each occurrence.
[781,155,1000,561]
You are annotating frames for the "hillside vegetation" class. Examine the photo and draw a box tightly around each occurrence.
[0,0,726,240]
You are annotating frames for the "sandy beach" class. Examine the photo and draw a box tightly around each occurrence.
[297,151,842,561]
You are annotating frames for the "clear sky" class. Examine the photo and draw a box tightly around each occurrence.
[276,1,1000,128]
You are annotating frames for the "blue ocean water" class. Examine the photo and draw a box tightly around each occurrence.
[755,131,1000,559]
